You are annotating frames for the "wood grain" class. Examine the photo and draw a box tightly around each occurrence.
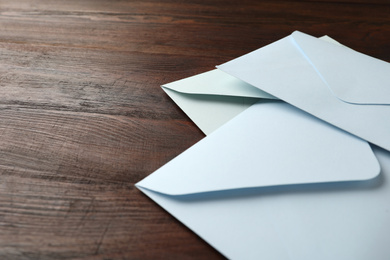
[0,0,388,259]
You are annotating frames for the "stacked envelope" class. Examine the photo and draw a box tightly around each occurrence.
[136,31,390,259]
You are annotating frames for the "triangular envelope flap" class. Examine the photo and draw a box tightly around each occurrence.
[136,102,379,196]
[291,31,390,105]
[162,69,275,99]
[161,86,259,135]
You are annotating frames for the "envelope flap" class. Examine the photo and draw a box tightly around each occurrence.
[163,69,275,99]
[291,31,390,105]
[136,102,380,196]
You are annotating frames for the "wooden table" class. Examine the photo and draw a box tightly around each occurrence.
[0,0,388,259]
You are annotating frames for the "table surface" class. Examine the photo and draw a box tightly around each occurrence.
[0,0,389,259]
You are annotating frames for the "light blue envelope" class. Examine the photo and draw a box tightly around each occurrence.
[218,31,390,151]
[137,101,388,260]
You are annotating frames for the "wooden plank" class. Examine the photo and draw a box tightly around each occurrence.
[0,108,209,259]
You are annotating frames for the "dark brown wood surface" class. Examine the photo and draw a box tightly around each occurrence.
[0,0,389,259]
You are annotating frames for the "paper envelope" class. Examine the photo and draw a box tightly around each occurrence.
[162,35,337,135]
[162,69,275,134]
[136,101,390,259]
[217,31,390,151]
[136,33,390,259]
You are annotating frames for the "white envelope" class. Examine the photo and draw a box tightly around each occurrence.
[217,31,390,151]
[136,101,389,260]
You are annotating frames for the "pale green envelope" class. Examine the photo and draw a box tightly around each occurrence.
[162,69,275,134]
[162,36,338,135]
